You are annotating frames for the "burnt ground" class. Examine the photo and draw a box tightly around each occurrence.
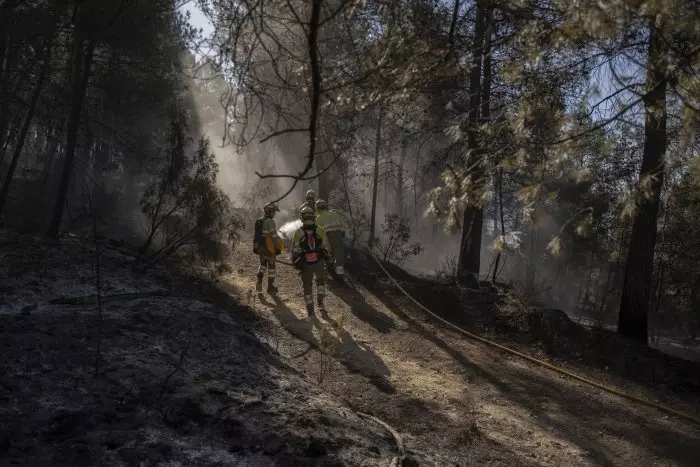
[0,231,399,466]
[2,230,700,466]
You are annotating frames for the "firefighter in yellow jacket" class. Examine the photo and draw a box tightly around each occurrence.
[315,199,347,280]
[253,202,285,293]
[292,206,331,313]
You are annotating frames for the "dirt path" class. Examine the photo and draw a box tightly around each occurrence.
[225,247,700,466]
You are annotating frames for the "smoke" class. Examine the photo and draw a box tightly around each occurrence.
[278,219,302,239]
[188,74,310,213]
[180,7,592,323]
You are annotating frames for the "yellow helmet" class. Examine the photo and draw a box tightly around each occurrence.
[315,199,328,211]
[305,189,316,201]
[264,202,279,215]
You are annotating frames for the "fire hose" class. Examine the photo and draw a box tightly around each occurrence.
[268,244,700,426]
[362,246,700,427]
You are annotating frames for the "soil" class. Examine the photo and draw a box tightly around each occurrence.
[2,229,700,466]
[227,246,700,466]
[0,231,398,466]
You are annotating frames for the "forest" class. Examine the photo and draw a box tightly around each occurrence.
[1,0,700,465]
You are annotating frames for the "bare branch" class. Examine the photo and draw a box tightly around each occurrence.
[258,127,308,143]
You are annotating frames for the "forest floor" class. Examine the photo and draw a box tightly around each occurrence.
[2,229,700,466]
[226,247,700,466]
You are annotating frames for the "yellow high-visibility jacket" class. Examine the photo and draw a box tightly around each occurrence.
[261,217,285,257]
[316,209,345,233]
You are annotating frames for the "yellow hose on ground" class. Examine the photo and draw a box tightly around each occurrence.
[362,246,700,427]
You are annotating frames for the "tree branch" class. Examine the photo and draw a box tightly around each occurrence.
[265,0,323,205]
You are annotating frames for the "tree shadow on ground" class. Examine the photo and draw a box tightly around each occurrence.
[372,394,540,466]
[327,276,395,334]
[354,277,700,466]
[348,251,700,402]
[259,293,395,394]
[258,292,317,348]
[317,306,395,394]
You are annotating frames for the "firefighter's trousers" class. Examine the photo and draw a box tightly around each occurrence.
[326,230,345,275]
[257,254,276,280]
[301,260,326,307]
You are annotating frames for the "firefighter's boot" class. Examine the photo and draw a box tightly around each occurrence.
[304,295,314,316]
[255,273,263,292]
[267,278,278,294]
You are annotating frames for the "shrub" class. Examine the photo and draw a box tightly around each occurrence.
[375,213,423,265]
[135,136,242,271]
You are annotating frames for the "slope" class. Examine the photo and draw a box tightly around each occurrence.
[0,230,400,466]
[226,244,700,466]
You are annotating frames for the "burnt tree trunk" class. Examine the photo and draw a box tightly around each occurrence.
[368,106,383,249]
[316,136,332,202]
[396,137,406,217]
[457,4,488,288]
[617,18,669,344]
[47,33,96,238]
[41,116,66,192]
[0,30,14,164]
[73,120,94,198]
[0,29,55,218]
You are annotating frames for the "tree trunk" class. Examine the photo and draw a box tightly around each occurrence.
[73,120,94,198]
[0,31,54,219]
[316,137,332,201]
[47,35,96,238]
[41,116,66,193]
[339,162,357,247]
[396,137,406,218]
[457,4,488,288]
[414,149,420,226]
[368,106,383,249]
[492,168,505,284]
[0,31,14,163]
[617,18,669,344]
[525,220,538,289]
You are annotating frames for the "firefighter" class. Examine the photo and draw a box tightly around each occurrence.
[314,199,346,280]
[292,206,331,313]
[298,189,317,216]
[253,202,285,293]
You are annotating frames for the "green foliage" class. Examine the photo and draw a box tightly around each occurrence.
[376,213,423,265]
[137,136,242,269]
